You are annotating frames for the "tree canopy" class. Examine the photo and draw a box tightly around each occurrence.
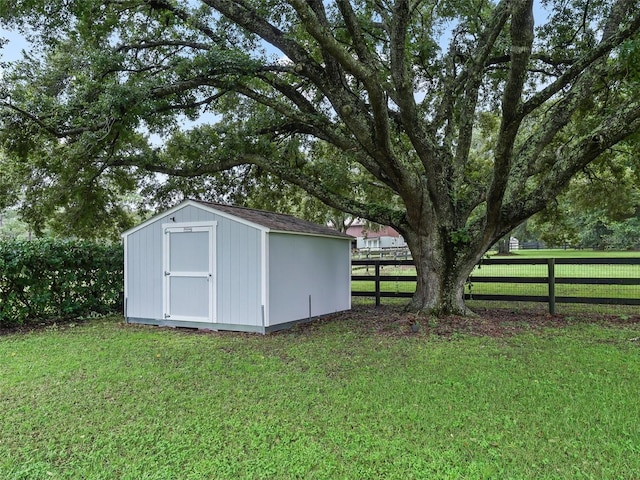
[1,0,640,313]
[529,141,640,249]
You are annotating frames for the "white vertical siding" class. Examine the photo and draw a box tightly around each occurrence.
[216,214,262,327]
[380,236,395,249]
[125,204,263,326]
[268,234,351,325]
[126,219,164,320]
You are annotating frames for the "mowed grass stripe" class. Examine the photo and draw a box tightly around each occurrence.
[1,316,639,479]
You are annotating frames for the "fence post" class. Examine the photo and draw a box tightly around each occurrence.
[375,261,381,307]
[547,258,556,314]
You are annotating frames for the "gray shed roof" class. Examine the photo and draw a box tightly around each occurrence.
[194,200,353,239]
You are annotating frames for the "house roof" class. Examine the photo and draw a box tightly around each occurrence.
[194,200,352,239]
[346,224,401,238]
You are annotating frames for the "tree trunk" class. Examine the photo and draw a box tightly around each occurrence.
[402,229,484,316]
[498,238,510,254]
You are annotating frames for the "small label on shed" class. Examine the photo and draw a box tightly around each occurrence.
[183,227,192,232]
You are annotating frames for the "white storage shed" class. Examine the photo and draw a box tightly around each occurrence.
[121,200,352,333]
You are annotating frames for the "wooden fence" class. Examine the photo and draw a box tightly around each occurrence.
[352,258,640,313]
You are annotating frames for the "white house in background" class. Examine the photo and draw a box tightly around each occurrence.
[346,223,407,250]
[121,199,353,333]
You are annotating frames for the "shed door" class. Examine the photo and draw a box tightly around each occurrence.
[163,224,216,323]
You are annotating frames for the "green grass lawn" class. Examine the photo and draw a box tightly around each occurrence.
[507,248,640,258]
[1,315,640,479]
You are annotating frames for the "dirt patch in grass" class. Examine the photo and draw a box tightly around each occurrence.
[0,316,108,336]
[291,305,640,338]
[3,307,638,339]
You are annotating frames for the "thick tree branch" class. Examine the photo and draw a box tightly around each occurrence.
[504,101,640,229]
[113,149,403,226]
[197,0,401,185]
[487,53,577,68]
[0,100,115,138]
[509,2,640,193]
[116,40,212,52]
[485,0,534,235]
[431,0,511,134]
[521,3,640,117]
[288,0,398,181]
[453,0,514,225]
[130,0,223,43]
[231,78,399,191]
[287,0,375,85]
[335,0,374,64]
[152,93,227,114]
[201,0,319,71]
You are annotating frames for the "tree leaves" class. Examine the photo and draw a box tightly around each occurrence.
[0,0,639,281]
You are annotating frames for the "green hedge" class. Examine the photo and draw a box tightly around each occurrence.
[0,239,123,327]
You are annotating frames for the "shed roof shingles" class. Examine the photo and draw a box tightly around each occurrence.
[194,200,352,239]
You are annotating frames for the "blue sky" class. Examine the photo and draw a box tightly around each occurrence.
[0,29,27,63]
[1,1,551,65]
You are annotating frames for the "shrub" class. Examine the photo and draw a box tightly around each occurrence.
[0,239,123,327]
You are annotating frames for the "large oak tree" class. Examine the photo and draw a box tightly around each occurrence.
[2,0,640,314]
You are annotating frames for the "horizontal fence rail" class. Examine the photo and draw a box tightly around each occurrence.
[351,258,640,313]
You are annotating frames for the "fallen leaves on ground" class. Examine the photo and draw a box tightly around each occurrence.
[291,305,640,339]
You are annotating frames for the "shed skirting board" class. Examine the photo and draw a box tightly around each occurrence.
[125,310,350,334]
[125,317,266,333]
